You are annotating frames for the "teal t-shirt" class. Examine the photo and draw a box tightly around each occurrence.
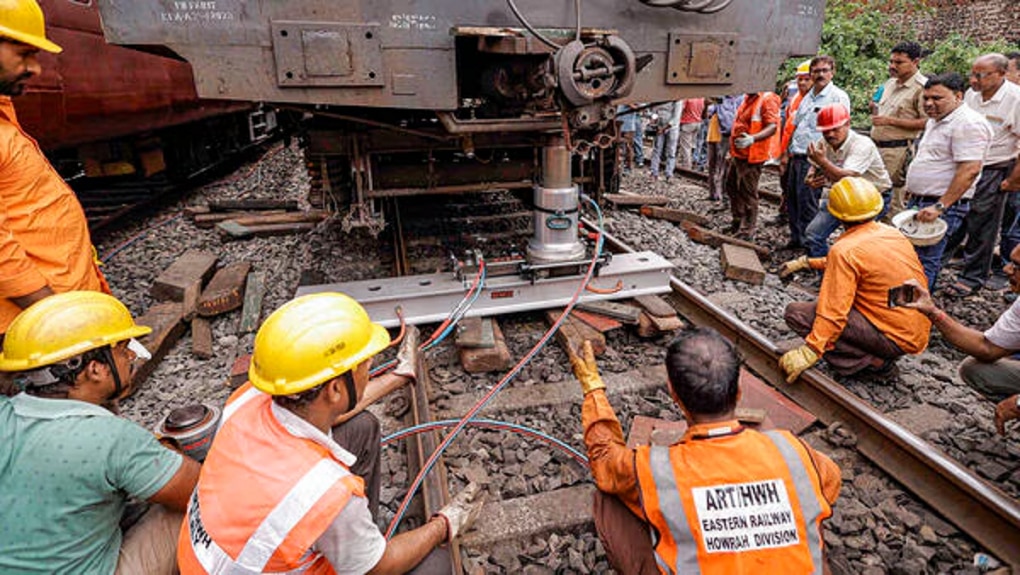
[0,394,182,574]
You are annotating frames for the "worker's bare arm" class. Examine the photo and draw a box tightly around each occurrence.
[366,517,447,575]
[10,285,54,309]
[147,454,201,512]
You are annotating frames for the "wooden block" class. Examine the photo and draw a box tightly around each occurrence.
[184,205,211,218]
[132,302,186,391]
[456,317,496,349]
[150,250,218,302]
[460,319,512,373]
[228,354,251,388]
[191,317,213,360]
[721,243,766,285]
[576,300,642,324]
[198,262,252,317]
[193,210,286,228]
[639,206,710,226]
[226,210,328,227]
[569,308,623,333]
[735,407,767,424]
[182,281,202,322]
[239,272,265,334]
[604,193,670,207]
[208,199,300,212]
[646,312,684,333]
[633,294,677,318]
[759,188,782,204]
[681,221,770,257]
[217,221,318,240]
[636,312,658,338]
[545,310,606,356]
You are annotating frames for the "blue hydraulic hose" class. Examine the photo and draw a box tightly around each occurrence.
[381,418,589,466]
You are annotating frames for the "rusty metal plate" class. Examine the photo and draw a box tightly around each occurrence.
[666,33,736,85]
[271,21,385,88]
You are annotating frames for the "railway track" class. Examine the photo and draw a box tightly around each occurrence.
[369,190,1018,573]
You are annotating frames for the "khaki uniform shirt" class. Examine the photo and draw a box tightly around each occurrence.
[871,71,927,142]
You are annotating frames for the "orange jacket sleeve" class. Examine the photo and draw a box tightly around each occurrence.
[581,389,644,518]
[0,130,48,298]
[801,439,842,505]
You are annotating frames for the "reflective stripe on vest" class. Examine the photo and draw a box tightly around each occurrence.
[220,386,262,430]
[647,433,824,574]
[187,490,310,575]
[649,445,702,575]
[764,431,824,571]
[187,458,351,573]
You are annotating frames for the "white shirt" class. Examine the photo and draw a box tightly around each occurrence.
[822,130,893,193]
[964,81,1020,165]
[905,104,992,199]
[986,297,1020,350]
[789,82,852,154]
[272,404,387,575]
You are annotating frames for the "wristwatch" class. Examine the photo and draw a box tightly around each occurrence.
[934,201,946,213]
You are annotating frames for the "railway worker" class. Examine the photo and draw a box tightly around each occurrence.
[774,60,814,227]
[801,104,893,258]
[0,0,111,338]
[724,90,781,240]
[569,327,841,574]
[617,103,645,173]
[903,72,992,291]
[0,291,201,574]
[871,41,929,222]
[785,55,851,250]
[778,177,930,380]
[649,100,682,182]
[941,54,1020,299]
[900,245,1020,435]
[178,292,484,574]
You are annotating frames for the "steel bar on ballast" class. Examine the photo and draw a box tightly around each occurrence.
[583,219,1020,568]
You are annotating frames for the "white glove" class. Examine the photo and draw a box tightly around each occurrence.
[392,325,420,380]
[435,482,486,541]
[734,134,755,149]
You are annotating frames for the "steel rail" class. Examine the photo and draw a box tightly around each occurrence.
[583,219,1020,568]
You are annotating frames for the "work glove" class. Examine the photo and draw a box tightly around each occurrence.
[779,256,811,278]
[779,345,820,384]
[436,482,486,542]
[734,134,755,149]
[569,340,607,395]
[392,325,420,380]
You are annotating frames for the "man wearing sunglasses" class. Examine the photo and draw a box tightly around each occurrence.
[785,55,851,250]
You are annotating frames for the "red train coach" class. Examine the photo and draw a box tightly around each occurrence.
[11,0,275,224]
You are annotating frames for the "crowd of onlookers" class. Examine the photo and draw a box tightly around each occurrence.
[618,44,1020,435]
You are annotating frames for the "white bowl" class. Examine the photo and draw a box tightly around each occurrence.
[892,209,948,247]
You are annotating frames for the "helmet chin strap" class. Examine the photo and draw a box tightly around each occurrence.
[343,372,358,414]
[100,346,123,401]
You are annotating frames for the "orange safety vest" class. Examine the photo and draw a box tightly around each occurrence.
[178,384,366,574]
[781,92,806,154]
[730,93,782,165]
[635,427,831,575]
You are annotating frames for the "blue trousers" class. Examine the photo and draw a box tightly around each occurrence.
[787,155,821,246]
[1002,191,1020,267]
[650,126,679,178]
[804,189,892,257]
[907,195,970,291]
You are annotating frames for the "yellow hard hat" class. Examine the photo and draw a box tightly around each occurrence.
[827,177,883,222]
[0,291,151,371]
[249,292,391,396]
[796,59,811,76]
[0,0,61,53]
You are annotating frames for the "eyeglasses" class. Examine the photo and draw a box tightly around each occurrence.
[970,71,1001,80]
[811,68,832,74]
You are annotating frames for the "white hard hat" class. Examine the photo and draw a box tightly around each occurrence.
[892,209,947,247]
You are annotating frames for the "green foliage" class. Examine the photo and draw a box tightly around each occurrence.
[777,0,1016,128]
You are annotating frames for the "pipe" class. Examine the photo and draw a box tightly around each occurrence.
[436,111,561,135]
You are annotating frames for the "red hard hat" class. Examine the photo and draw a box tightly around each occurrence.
[816,104,850,132]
